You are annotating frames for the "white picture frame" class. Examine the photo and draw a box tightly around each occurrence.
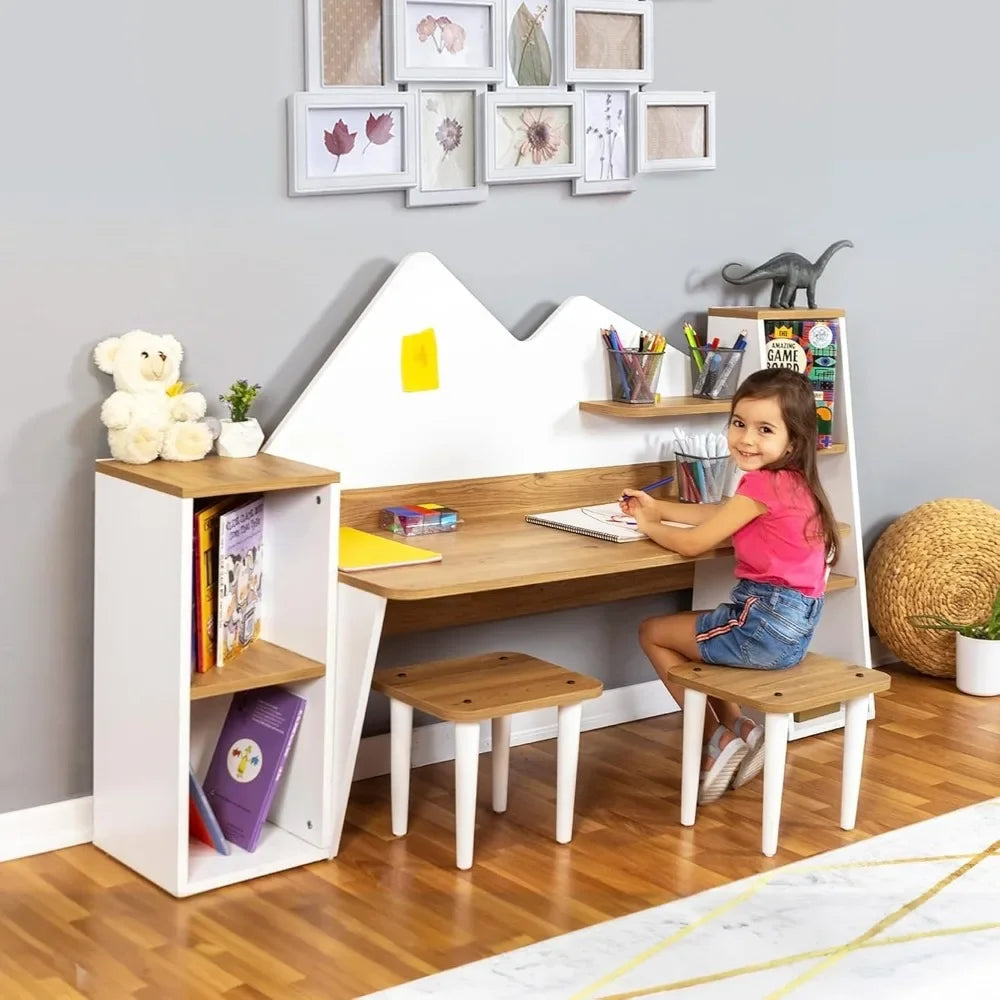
[484,89,584,184]
[571,85,637,196]
[303,0,393,89]
[503,0,562,89]
[287,90,418,196]
[406,84,488,207]
[563,0,653,85]
[637,91,716,172]
[392,0,503,82]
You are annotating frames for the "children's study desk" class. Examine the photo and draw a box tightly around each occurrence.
[331,462,855,856]
[257,251,871,861]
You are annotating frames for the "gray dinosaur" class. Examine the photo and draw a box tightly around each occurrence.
[721,240,853,308]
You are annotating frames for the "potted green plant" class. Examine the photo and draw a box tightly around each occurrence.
[216,380,263,458]
[910,587,1000,696]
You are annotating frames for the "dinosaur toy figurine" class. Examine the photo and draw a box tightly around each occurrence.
[721,240,853,309]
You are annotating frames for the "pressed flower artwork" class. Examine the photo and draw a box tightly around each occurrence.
[404,2,493,70]
[306,106,402,177]
[495,104,571,168]
[417,90,476,192]
[505,2,555,87]
[584,90,628,181]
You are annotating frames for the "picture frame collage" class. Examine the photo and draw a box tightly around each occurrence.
[288,0,716,205]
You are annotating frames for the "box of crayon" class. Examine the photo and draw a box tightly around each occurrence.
[763,319,839,449]
[379,503,460,537]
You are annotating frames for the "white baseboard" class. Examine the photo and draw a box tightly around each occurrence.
[869,634,897,667]
[0,796,93,864]
[354,679,678,781]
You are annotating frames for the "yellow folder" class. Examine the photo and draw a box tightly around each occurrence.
[338,526,442,572]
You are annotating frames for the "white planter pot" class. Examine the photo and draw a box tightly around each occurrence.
[216,418,263,458]
[955,633,1000,696]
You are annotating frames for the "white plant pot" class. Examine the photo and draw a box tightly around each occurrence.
[216,418,263,458]
[955,633,1000,696]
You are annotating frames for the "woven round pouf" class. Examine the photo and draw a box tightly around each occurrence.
[867,498,1000,677]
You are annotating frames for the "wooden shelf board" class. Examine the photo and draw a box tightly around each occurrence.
[95,453,340,499]
[580,397,732,418]
[707,307,846,320]
[185,824,325,895]
[818,444,846,455]
[825,573,856,594]
[190,640,325,700]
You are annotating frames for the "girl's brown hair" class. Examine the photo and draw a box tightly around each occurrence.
[731,368,840,565]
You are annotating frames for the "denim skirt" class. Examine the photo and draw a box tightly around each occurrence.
[694,579,823,670]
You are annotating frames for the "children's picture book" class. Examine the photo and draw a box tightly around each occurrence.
[216,495,264,667]
[193,496,239,673]
[200,686,307,853]
[188,765,230,855]
[338,525,442,571]
[764,319,839,449]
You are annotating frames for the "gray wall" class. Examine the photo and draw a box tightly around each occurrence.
[1,1,997,812]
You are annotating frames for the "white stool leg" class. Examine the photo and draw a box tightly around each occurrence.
[491,715,511,813]
[761,712,790,857]
[841,696,869,830]
[454,721,480,870]
[389,699,413,837]
[680,689,708,826]
[556,702,583,844]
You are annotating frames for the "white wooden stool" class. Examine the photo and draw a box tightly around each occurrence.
[666,653,891,856]
[373,651,603,870]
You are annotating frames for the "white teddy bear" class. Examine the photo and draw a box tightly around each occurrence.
[94,329,214,464]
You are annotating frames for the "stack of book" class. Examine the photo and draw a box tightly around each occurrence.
[191,494,264,673]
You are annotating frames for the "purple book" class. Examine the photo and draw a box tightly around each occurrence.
[201,686,307,852]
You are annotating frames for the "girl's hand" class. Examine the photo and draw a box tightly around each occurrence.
[620,488,656,521]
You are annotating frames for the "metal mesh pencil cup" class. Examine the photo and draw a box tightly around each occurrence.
[690,347,744,399]
[606,349,665,405]
[675,452,734,504]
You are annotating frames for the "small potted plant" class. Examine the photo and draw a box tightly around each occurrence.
[910,587,1000,696]
[216,379,263,458]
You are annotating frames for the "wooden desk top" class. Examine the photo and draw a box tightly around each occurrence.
[339,513,851,601]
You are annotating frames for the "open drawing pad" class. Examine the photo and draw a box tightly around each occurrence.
[525,503,692,544]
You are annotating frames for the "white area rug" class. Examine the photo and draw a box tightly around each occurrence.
[362,798,1000,999]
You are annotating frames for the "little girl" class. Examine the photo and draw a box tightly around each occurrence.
[620,367,840,805]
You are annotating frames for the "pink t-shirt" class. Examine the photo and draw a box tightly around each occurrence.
[732,470,828,598]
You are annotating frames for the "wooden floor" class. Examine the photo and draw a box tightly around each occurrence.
[2,665,999,999]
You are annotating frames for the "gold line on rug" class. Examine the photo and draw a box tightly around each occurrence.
[593,919,1000,999]
[764,837,1000,998]
[573,847,999,1000]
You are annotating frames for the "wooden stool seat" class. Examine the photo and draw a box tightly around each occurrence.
[666,653,891,857]
[373,651,603,721]
[374,652,603,869]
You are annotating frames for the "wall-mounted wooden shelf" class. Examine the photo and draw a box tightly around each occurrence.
[580,397,732,418]
[190,641,326,701]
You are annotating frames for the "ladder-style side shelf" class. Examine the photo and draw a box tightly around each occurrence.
[693,306,871,740]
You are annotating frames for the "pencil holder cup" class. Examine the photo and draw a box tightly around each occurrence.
[675,452,734,504]
[690,347,745,400]
[606,350,665,405]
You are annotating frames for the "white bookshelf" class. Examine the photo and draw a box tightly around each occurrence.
[92,453,341,897]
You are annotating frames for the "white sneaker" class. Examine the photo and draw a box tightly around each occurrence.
[698,726,748,805]
[731,719,764,788]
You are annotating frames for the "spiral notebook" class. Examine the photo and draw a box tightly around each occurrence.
[525,503,692,544]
